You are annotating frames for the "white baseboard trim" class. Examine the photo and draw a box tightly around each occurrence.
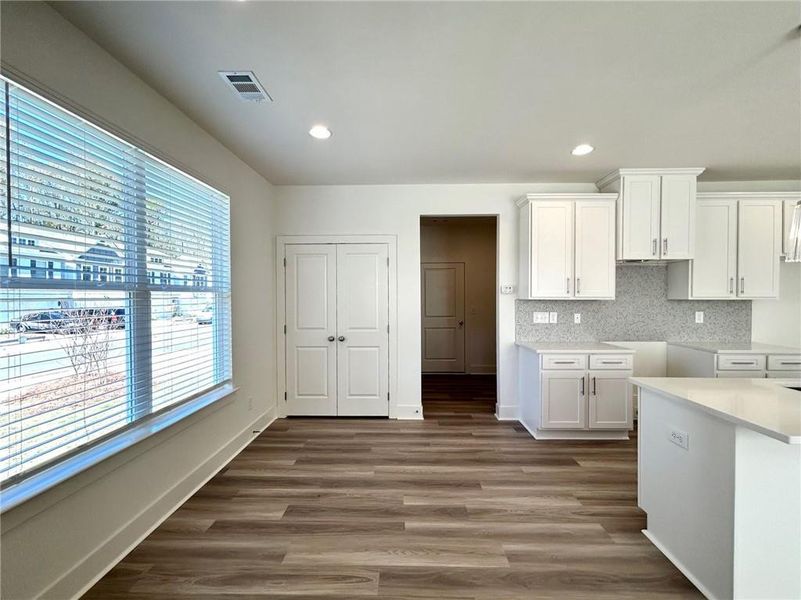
[394,404,424,420]
[531,429,630,440]
[43,409,276,600]
[495,404,519,420]
[642,529,714,600]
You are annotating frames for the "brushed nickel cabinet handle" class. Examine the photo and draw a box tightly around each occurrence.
[652,239,657,256]
[566,277,570,294]
[580,377,585,396]
[740,277,745,294]
[576,278,581,294]
[592,376,597,395]
[663,238,668,255]
[729,277,734,294]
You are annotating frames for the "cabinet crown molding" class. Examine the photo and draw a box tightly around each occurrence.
[697,191,801,202]
[595,167,706,190]
[515,192,618,208]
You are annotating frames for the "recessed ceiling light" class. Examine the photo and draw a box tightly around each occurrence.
[309,125,332,140]
[571,144,594,156]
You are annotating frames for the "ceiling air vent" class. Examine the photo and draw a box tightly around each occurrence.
[218,71,272,102]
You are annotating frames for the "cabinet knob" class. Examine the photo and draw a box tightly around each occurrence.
[327,336,335,342]
[338,336,346,342]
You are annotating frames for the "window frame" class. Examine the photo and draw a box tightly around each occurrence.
[0,76,234,510]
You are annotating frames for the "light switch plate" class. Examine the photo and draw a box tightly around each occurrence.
[668,427,689,450]
[532,312,549,324]
[549,312,558,324]
[695,311,704,324]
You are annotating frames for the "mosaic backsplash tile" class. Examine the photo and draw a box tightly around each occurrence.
[516,264,751,343]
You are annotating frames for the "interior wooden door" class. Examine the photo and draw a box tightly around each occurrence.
[285,244,338,415]
[336,244,390,416]
[421,262,465,373]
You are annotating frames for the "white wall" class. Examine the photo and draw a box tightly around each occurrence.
[421,218,497,374]
[0,3,277,599]
[274,183,597,419]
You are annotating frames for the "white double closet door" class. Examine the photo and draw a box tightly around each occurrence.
[285,243,389,416]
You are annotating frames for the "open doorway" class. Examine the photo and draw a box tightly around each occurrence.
[420,216,497,417]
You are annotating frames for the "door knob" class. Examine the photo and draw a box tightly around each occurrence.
[458,320,464,328]
[338,336,346,342]
[327,336,335,342]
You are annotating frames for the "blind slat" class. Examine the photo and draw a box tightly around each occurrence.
[1,76,232,485]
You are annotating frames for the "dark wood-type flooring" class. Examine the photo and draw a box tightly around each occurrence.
[84,374,701,599]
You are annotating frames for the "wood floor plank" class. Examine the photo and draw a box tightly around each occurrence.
[82,374,701,599]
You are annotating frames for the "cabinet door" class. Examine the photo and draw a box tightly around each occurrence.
[541,371,586,429]
[529,201,574,298]
[691,200,737,298]
[588,371,632,429]
[738,200,781,298]
[575,199,615,299]
[783,198,798,256]
[621,175,660,260]
[660,174,696,259]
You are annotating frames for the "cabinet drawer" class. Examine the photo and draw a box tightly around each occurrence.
[589,354,633,370]
[541,354,587,370]
[767,355,801,371]
[716,354,766,371]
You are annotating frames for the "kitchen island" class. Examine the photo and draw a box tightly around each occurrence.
[632,377,801,600]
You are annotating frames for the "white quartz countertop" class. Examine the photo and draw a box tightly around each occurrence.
[631,377,801,444]
[668,342,801,355]
[516,341,635,354]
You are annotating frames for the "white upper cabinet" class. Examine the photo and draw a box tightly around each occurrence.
[518,194,616,300]
[574,200,616,299]
[737,199,782,298]
[597,168,704,260]
[668,193,783,300]
[687,199,737,299]
[528,200,574,298]
[781,194,801,258]
[660,174,697,259]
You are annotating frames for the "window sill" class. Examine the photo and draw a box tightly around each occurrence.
[0,383,237,514]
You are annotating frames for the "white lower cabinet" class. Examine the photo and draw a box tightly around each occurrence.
[519,346,634,439]
[540,370,586,429]
[588,371,632,429]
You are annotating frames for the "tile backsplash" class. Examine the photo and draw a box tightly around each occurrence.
[516,264,751,343]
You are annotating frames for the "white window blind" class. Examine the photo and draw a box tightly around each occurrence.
[0,77,232,486]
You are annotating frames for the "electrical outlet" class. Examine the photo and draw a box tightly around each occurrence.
[668,427,689,450]
[500,284,515,295]
[532,312,549,324]
[695,311,704,324]
[574,313,581,324]
[549,312,558,324]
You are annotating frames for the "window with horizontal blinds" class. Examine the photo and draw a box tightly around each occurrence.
[0,77,232,486]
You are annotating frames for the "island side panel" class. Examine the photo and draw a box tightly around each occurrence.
[638,388,736,600]
[733,427,801,599]
[518,346,541,435]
